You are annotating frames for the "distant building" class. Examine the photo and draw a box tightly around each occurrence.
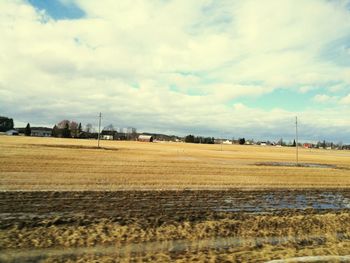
[245,140,255,145]
[101,128,119,140]
[102,135,113,140]
[6,129,19,136]
[138,135,154,142]
[303,143,312,148]
[31,127,52,137]
[215,139,228,144]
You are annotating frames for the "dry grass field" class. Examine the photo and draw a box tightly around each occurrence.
[2,136,350,262]
[0,135,349,190]
[3,210,350,262]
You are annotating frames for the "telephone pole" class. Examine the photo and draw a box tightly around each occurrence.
[98,112,102,148]
[295,116,299,165]
[219,132,223,151]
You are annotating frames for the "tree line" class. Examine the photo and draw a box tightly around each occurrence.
[184,135,215,144]
[52,120,83,138]
[2,115,350,149]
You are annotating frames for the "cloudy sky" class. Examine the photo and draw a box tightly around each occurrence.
[1,0,350,142]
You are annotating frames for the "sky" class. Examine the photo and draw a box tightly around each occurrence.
[0,0,350,142]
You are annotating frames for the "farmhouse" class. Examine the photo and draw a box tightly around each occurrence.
[6,129,19,136]
[102,135,113,140]
[138,135,154,142]
[31,127,52,137]
[245,140,254,145]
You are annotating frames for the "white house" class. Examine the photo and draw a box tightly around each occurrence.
[31,128,52,137]
[102,135,113,140]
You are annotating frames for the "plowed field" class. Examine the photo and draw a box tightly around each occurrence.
[2,190,350,262]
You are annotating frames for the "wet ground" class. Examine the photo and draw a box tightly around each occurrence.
[255,162,341,169]
[1,189,350,229]
[3,190,350,262]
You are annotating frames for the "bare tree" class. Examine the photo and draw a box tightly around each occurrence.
[69,121,79,137]
[103,124,115,131]
[131,128,137,140]
[57,120,70,129]
[85,123,93,133]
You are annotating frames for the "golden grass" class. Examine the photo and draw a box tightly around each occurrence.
[2,213,350,262]
[1,136,350,190]
[2,213,350,249]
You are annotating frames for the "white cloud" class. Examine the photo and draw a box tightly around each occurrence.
[298,86,317,94]
[328,83,346,93]
[340,94,350,104]
[313,94,338,103]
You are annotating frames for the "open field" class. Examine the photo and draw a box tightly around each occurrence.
[0,136,350,190]
[2,136,350,262]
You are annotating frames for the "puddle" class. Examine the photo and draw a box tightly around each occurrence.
[29,144,119,151]
[2,190,350,225]
[266,255,350,262]
[216,192,350,212]
[255,162,336,168]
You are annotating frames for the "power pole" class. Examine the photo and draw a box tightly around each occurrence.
[295,116,299,166]
[220,133,223,151]
[98,112,102,148]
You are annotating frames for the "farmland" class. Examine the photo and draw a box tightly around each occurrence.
[1,136,350,262]
[2,190,350,262]
[1,136,350,190]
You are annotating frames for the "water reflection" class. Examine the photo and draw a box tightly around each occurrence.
[218,191,350,212]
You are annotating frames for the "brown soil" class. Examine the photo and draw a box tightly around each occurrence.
[29,144,119,151]
[2,190,350,262]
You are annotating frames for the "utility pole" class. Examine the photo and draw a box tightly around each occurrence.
[295,116,299,166]
[98,112,102,148]
[220,133,223,151]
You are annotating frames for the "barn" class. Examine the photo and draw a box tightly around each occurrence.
[138,135,154,142]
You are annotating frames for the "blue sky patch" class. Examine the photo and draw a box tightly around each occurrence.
[27,0,85,20]
[320,35,350,67]
[234,88,327,111]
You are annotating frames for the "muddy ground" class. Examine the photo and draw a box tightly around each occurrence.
[2,190,350,262]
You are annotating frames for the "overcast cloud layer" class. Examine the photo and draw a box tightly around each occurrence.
[0,0,350,142]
